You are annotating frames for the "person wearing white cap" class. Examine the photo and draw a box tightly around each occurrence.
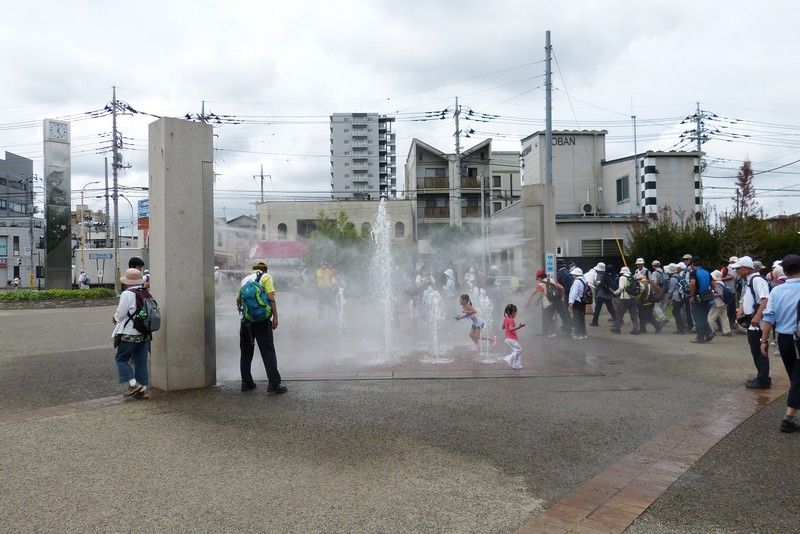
[648,260,669,326]
[668,262,690,334]
[708,270,732,336]
[111,268,152,399]
[634,258,649,279]
[590,262,617,327]
[611,266,640,335]
[721,256,740,332]
[567,267,589,339]
[732,255,772,388]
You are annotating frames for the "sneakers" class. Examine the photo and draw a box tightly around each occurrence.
[134,387,151,400]
[546,333,557,338]
[629,330,640,335]
[266,384,288,395]
[780,416,800,433]
[571,334,588,340]
[241,381,257,392]
[503,355,515,368]
[610,328,621,334]
[123,383,144,398]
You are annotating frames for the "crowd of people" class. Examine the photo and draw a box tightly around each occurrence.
[527,253,800,433]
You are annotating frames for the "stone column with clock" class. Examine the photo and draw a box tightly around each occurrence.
[43,119,72,289]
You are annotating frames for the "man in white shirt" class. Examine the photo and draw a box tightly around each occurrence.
[733,256,772,389]
[567,267,588,340]
[611,266,640,335]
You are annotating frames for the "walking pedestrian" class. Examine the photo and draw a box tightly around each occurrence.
[502,304,525,369]
[637,274,665,333]
[237,259,287,394]
[760,253,800,432]
[708,270,732,336]
[688,257,715,344]
[666,263,686,333]
[649,260,669,326]
[722,256,740,331]
[634,258,649,279]
[732,256,772,388]
[612,266,640,335]
[681,254,695,333]
[78,270,90,289]
[526,268,569,337]
[590,262,616,326]
[111,268,152,399]
[568,267,589,340]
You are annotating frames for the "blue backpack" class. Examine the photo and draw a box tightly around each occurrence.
[721,284,736,305]
[239,272,272,323]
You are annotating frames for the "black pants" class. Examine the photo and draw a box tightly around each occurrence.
[614,299,639,331]
[726,300,737,330]
[684,300,694,330]
[672,300,686,332]
[777,334,800,409]
[240,320,282,386]
[591,297,616,325]
[572,303,586,336]
[544,300,571,333]
[747,328,770,385]
[638,304,658,333]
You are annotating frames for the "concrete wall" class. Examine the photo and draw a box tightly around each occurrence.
[489,151,521,215]
[521,131,606,215]
[257,199,414,246]
[148,118,215,390]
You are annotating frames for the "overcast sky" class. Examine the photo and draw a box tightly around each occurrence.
[1,0,798,223]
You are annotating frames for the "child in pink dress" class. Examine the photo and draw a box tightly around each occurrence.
[502,304,526,369]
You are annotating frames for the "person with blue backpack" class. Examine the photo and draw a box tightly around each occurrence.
[237,259,287,394]
[708,270,733,336]
[688,257,716,344]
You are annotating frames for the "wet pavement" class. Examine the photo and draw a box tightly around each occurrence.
[1,304,796,532]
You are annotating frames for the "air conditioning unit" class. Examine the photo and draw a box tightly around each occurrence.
[580,202,594,216]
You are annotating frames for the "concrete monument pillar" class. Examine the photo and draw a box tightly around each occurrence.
[148,118,215,390]
[521,183,557,336]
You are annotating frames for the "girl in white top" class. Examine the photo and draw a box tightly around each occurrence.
[111,268,151,399]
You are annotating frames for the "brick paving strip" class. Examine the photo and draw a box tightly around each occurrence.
[516,376,789,534]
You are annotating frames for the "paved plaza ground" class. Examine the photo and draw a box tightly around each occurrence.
[0,304,797,533]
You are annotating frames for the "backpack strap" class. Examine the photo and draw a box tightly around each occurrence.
[746,275,767,314]
[123,288,144,329]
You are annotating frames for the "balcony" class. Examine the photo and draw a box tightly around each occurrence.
[461,206,481,218]
[418,206,450,219]
[417,177,449,189]
[460,177,481,189]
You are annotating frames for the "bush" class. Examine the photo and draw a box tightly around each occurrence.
[0,288,115,302]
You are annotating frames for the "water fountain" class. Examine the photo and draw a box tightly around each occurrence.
[371,198,394,362]
[421,286,452,363]
[336,286,346,360]
[474,287,497,363]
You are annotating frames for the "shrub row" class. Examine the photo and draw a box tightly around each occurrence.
[0,288,115,302]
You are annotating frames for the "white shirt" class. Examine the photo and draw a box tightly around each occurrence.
[584,268,598,289]
[111,286,144,337]
[741,273,770,330]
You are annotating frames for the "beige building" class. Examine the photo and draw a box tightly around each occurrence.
[257,199,414,245]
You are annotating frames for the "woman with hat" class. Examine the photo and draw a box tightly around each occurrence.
[111,268,152,399]
[760,254,800,433]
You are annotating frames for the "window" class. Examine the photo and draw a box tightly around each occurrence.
[0,236,6,256]
[615,176,629,203]
[394,222,405,238]
[277,223,287,240]
[13,236,20,256]
[581,238,623,257]
[344,140,349,144]
[424,167,446,178]
[493,202,502,212]
[0,200,6,209]
[217,232,222,246]
[492,175,501,188]
[261,224,266,240]
[467,167,477,177]
[361,222,372,235]
[344,129,349,133]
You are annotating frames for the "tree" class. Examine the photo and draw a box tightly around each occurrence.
[303,211,367,271]
[626,207,721,265]
[733,160,758,218]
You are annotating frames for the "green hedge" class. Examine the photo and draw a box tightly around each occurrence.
[0,288,115,302]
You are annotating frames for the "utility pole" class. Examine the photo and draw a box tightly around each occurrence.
[694,102,703,208]
[260,164,264,204]
[112,86,121,295]
[104,157,111,248]
[632,115,639,207]
[545,30,553,186]
[453,97,462,227]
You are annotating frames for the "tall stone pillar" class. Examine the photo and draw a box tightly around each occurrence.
[521,183,557,336]
[148,118,215,390]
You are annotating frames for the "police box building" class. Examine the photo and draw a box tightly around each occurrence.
[490,130,702,274]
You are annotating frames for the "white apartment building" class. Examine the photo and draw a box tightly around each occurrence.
[330,113,397,199]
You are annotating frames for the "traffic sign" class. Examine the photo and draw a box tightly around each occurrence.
[24,246,31,254]
[89,252,113,260]
[545,252,556,278]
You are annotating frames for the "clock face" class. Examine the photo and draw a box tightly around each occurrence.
[47,121,69,142]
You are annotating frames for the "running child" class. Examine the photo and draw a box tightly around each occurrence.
[502,304,526,369]
[454,294,496,351]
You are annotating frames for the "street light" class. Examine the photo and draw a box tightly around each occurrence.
[80,181,101,272]
[118,194,135,247]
